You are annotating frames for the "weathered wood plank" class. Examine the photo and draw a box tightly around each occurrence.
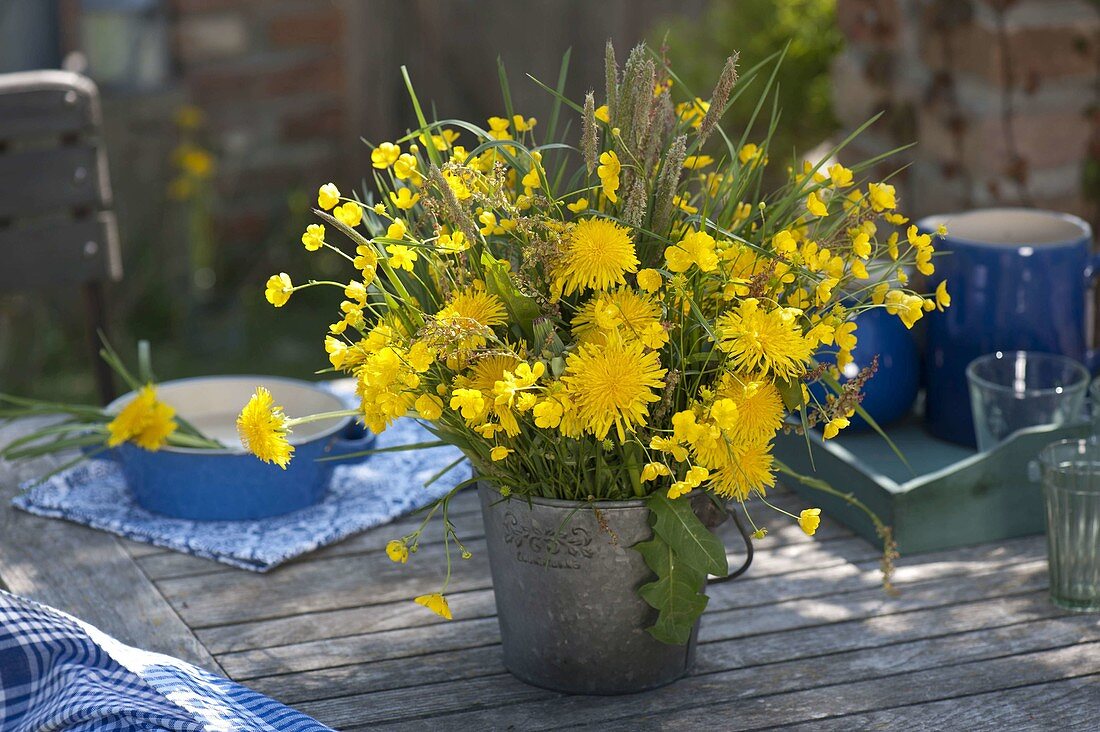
[224,554,1048,683]
[247,576,1055,706]
[593,643,1100,732]
[784,674,1100,732]
[0,423,221,672]
[358,632,1100,731]
[195,532,1041,657]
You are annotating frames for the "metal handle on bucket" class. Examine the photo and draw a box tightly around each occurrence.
[708,504,754,584]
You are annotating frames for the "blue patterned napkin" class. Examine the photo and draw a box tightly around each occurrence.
[13,417,469,572]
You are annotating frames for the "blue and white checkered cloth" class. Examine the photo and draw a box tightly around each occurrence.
[13,417,469,572]
[0,589,332,731]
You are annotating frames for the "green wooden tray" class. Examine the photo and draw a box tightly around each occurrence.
[773,413,1090,554]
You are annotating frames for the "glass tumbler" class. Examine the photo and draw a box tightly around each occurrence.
[1039,438,1100,612]
[966,351,1089,451]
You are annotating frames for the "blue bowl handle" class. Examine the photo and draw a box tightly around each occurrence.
[324,421,377,464]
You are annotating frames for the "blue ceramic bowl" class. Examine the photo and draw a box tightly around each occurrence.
[106,376,374,521]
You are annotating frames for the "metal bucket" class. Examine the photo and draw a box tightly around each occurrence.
[479,485,704,695]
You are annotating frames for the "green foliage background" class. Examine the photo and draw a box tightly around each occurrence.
[654,0,842,164]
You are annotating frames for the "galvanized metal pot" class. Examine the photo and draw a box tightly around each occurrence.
[478,485,703,695]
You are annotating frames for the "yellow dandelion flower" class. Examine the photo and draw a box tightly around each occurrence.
[106,385,178,451]
[571,289,662,345]
[436,287,507,350]
[555,218,638,296]
[414,592,453,620]
[560,334,666,440]
[236,386,294,469]
[717,299,814,380]
[710,442,776,500]
[718,375,785,446]
[236,387,294,468]
[798,508,822,536]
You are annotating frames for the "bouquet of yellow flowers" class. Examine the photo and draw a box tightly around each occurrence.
[240,42,947,643]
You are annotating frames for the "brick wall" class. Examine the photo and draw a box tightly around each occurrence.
[169,0,352,243]
[834,0,1100,223]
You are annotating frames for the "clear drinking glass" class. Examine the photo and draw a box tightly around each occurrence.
[966,351,1089,451]
[1039,438,1100,612]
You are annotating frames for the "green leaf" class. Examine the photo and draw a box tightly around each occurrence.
[480,251,540,342]
[775,375,804,411]
[647,492,728,577]
[635,534,709,645]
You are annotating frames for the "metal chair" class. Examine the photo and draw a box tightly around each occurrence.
[0,70,123,403]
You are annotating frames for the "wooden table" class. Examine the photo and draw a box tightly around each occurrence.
[1,418,1098,730]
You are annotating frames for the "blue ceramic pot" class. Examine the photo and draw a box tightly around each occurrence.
[918,208,1098,446]
[106,376,374,521]
[811,306,921,431]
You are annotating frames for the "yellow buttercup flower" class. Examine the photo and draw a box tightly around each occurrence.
[560,334,666,440]
[683,154,714,170]
[806,191,828,217]
[935,280,951,311]
[265,273,293,307]
[636,268,663,293]
[301,223,326,252]
[594,105,610,123]
[386,539,409,563]
[386,244,418,271]
[868,182,897,212]
[738,143,764,167]
[828,163,854,188]
[414,592,452,620]
[566,197,589,213]
[665,229,718,273]
[318,183,340,210]
[236,386,294,469]
[371,142,401,169]
[640,462,671,482]
[716,299,813,380]
[450,388,487,421]
[597,150,621,203]
[556,218,638,296]
[798,508,822,536]
[106,385,178,451]
[334,201,363,228]
[490,445,513,461]
[389,187,420,210]
[512,115,537,132]
[823,416,849,440]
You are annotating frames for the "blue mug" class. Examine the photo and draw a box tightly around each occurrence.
[919,208,1098,447]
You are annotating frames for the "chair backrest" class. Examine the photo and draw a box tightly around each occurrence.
[0,70,122,290]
